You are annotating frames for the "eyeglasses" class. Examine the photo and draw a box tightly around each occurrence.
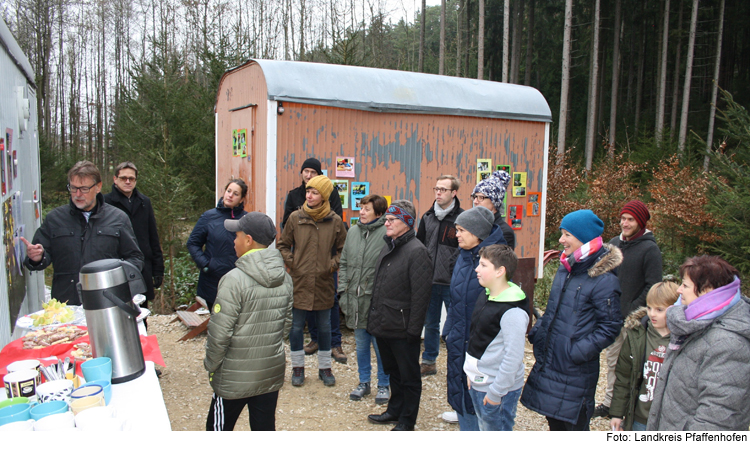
[471,193,487,202]
[67,183,97,194]
[384,217,400,224]
[117,176,137,183]
[433,187,452,194]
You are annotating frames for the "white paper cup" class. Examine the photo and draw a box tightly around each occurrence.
[3,369,39,401]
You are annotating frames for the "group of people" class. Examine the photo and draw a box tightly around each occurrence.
[22,159,750,432]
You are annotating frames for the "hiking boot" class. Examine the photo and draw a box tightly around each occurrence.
[392,423,415,431]
[332,346,348,364]
[441,411,458,423]
[304,340,318,355]
[593,404,610,419]
[350,382,371,401]
[292,367,305,386]
[420,363,437,376]
[375,386,391,405]
[318,368,336,386]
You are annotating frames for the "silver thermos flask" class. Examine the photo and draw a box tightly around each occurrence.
[77,259,147,383]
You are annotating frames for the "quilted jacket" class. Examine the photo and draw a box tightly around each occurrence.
[186,198,248,305]
[520,244,623,424]
[416,198,463,285]
[204,248,293,399]
[366,229,433,340]
[338,215,388,329]
[443,225,506,415]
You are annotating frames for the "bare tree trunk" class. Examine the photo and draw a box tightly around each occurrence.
[477,0,484,79]
[557,0,573,162]
[635,25,646,137]
[704,0,725,171]
[585,0,601,171]
[524,0,535,86]
[419,0,426,72]
[608,0,622,154]
[503,0,510,82]
[670,0,684,139]
[510,0,523,83]
[678,0,700,152]
[456,0,463,76]
[465,0,471,74]
[439,0,446,74]
[656,0,671,145]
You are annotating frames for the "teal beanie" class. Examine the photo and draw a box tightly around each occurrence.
[560,209,604,244]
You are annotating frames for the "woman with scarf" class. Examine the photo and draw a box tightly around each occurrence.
[187,179,249,308]
[520,209,623,430]
[648,256,750,431]
[278,175,347,387]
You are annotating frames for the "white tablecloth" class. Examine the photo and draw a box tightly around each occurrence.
[109,361,171,431]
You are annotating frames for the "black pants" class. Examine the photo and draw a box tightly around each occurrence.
[546,405,591,431]
[376,337,422,426]
[206,390,278,431]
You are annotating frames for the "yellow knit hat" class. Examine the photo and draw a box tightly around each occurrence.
[306,175,334,200]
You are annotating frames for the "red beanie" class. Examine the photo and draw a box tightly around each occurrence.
[620,200,650,229]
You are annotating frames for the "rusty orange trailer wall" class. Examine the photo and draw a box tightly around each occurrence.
[276,103,547,266]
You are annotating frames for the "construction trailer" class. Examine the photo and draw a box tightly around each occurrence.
[215,59,551,280]
[0,18,45,347]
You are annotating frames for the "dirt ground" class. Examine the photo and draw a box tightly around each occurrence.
[150,313,613,431]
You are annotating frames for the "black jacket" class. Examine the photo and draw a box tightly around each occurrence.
[24,194,144,304]
[367,229,433,340]
[416,198,463,285]
[492,211,516,249]
[104,185,164,301]
[609,231,662,318]
[281,182,343,229]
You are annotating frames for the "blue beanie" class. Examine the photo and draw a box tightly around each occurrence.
[560,209,604,244]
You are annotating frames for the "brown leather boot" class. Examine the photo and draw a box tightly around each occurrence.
[420,363,437,376]
[332,346,348,364]
[304,340,318,355]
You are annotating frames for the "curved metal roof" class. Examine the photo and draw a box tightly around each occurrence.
[249,59,551,123]
[0,18,35,87]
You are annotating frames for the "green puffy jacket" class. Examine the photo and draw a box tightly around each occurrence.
[204,248,293,399]
[609,307,649,431]
[338,215,387,329]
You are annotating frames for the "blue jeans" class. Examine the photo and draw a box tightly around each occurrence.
[422,284,451,363]
[469,387,522,431]
[632,420,647,431]
[307,272,342,348]
[457,388,480,431]
[291,308,331,352]
[354,329,389,387]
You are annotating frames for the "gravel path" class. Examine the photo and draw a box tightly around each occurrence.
[150,314,612,431]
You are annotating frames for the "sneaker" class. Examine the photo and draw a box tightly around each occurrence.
[319,368,336,386]
[420,363,437,376]
[593,404,610,419]
[350,382,371,400]
[441,411,458,424]
[304,341,318,355]
[332,346,348,364]
[375,386,391,405]
[292,367,305,386]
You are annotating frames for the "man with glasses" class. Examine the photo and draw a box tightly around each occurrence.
[471,170,515,249]
[415,175,463,377]
[22,161,143,305]
[104,162,164,307]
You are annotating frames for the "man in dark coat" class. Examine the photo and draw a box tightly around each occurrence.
[281,157,347,364]
[22,161,144,305]
[595,200,662,419]
[104,161,164,304]
[366,200,433,431]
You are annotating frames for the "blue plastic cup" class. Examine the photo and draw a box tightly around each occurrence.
[29,400,69,420]
[0,403,31,426]
[82,380,112,405]
[81,357,112,383]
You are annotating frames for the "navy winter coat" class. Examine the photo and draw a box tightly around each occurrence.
[520,244,623,424]
[444,225,507,415]
[186,198,248,306]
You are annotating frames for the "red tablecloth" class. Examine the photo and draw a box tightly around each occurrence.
[0,326,165,377]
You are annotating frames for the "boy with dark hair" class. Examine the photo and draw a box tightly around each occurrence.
[464,244,530,431]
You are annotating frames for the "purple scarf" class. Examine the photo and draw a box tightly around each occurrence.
[683,276,742,321]
[560,236,603,272]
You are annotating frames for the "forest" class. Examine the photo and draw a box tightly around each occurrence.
[3,0,750,306]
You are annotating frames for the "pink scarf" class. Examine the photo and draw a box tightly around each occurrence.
[560,237,603,272]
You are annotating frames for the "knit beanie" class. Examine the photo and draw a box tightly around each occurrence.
[620,200,650,230]
[305,175,334,200]
[560,209,604,244]
[300,157,323,176]
[472,170,512,210]
[455,206,495,240]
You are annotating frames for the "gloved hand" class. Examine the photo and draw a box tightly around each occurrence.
[153,276,163,289]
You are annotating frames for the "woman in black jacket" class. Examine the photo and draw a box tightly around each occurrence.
[187,179,248,307]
